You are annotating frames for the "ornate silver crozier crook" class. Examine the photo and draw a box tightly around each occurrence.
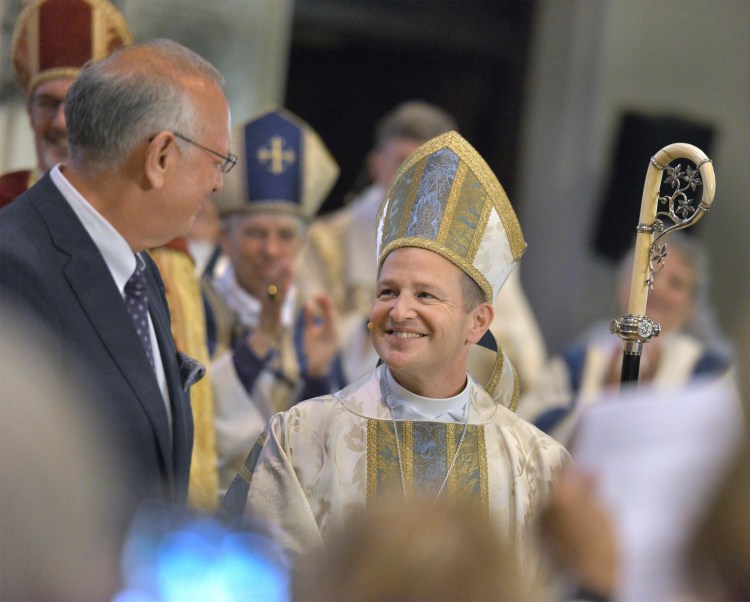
[610,143,716,384]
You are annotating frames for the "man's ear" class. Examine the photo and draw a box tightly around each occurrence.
[144,131,177,189]
[467,301,494,345]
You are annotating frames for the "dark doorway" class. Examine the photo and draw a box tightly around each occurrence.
[285,0,537,214]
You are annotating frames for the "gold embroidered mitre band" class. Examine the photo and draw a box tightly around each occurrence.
[376,131,526,302]
[11,0,134,96]
[216,107,339,220]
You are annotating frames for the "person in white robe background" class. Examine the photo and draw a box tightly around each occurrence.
[518,232,733,448]
[204,108,345,491]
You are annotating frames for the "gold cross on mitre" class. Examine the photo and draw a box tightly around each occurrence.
[256,136,296,174]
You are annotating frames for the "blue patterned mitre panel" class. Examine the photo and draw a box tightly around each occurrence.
[242,111,302,208]
[405,148,459,239]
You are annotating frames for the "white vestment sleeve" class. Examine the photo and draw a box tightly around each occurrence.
[211,350,268,489]
[242,414,326,556]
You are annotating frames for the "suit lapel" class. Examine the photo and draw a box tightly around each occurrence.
[141,253,193,494]
[31,177,175,479]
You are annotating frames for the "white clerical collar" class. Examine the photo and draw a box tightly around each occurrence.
[213,265,296,328]
[50,164,135,295]
[385,367,470,422]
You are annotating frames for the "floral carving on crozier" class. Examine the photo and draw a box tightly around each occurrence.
[646,236,667,290]
[645,163,703,289]
[657,163,702,225]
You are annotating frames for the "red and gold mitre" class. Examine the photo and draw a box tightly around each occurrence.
[11,0,134,96]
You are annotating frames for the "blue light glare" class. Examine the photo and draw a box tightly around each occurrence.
[115,517,290,602]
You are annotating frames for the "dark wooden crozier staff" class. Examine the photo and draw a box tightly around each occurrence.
[611,143,716,384]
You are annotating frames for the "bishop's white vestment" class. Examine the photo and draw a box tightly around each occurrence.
[220,367,569,563]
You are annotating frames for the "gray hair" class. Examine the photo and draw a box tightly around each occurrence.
[374,101,457,149]
[65,39,224,171]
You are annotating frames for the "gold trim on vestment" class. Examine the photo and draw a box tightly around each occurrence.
[509,364,520,413]
[366,419,378,503]
[239,463,254,484]
[239,431,267,485]
[368,419,411,500]
[403,422,414,497]
[447,424,489,514]
[445,422,458,499]
[478,426,489,516]
[486,345,504,398]
[200,277,240,360]
[149,247,219,510]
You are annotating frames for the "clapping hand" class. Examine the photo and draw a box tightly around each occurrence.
[303,294,339,377]
[247,259,295,358]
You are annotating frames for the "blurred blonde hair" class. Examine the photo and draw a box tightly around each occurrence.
[293,494,538,602]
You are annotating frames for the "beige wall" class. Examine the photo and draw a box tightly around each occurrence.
[118,0,293,126]
[518,0,750,353]
[0,102,34,174]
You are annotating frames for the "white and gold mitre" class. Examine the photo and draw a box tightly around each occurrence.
[376,131,526,302]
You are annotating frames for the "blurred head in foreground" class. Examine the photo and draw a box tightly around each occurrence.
[293,495,535,602]
[0,301,131,601]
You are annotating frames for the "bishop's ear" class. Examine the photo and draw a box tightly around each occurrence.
[467,302,494,345]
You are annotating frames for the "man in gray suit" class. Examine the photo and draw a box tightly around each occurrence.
[0,39,233,511]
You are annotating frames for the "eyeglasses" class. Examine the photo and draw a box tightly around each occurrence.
[173,132,237,174]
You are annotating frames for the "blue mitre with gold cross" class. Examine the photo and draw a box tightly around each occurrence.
[217,107,338,219]
[376,131,526,302]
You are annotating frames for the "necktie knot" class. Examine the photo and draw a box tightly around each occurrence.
[125,263,154,369]
[125,264,148,297]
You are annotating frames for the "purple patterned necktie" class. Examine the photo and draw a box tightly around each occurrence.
[124,262,155,369]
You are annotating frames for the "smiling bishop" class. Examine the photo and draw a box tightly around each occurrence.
[219,131,569,571]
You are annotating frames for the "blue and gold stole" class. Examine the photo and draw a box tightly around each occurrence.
[367,419,489,514]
